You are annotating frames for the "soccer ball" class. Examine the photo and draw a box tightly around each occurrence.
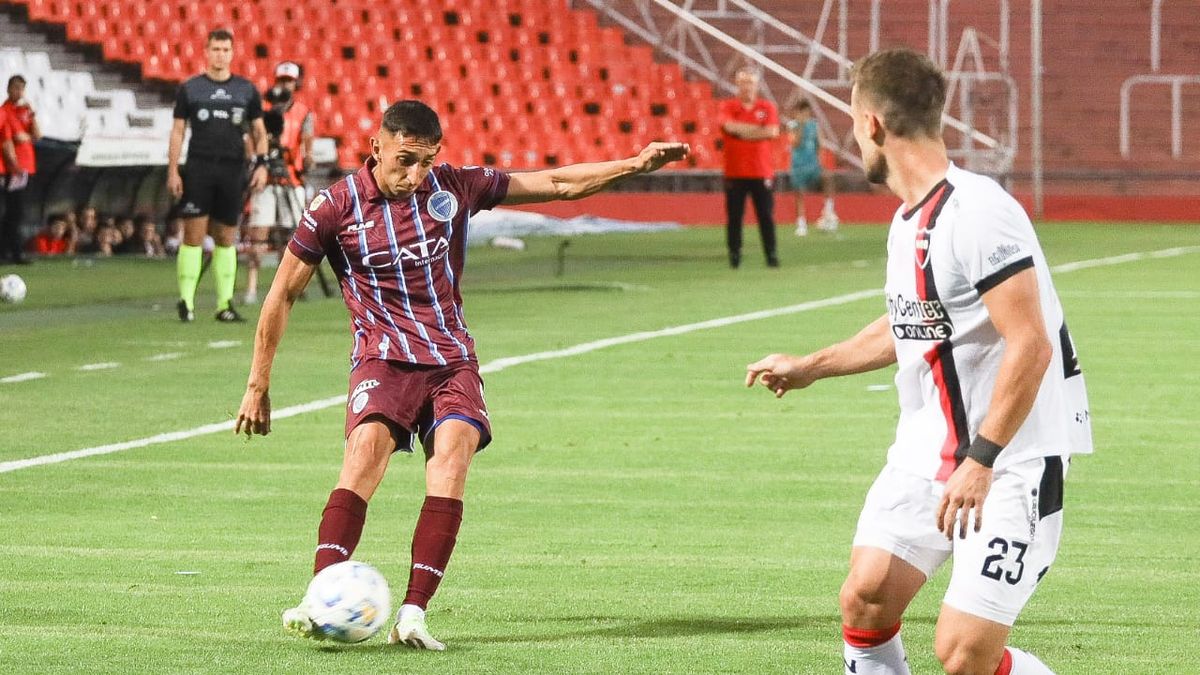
[302,561,392,643]
[0,274,26,303]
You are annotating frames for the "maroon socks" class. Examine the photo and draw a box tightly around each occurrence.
[313,488,368,574]
[403,496,464,609]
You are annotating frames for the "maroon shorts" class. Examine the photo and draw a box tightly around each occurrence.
[345,358,492,453]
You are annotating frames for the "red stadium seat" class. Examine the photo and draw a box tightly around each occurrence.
[37,0,722,168]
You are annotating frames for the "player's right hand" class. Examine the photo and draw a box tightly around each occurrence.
[745,353,816,398]
[235,386,272,437]
[167,170,184,199]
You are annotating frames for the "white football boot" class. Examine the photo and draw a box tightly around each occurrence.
[282,605,324,641]
[817,211,840,232]
[387,604,446,651]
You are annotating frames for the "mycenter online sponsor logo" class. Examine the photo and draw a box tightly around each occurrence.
[887,293,954,340]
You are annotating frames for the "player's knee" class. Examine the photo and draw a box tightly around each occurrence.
[213,229,237,247]
[426,446,471,479]
[839,578,885,623]
[181,230,206,247]
[934,632,1000,675]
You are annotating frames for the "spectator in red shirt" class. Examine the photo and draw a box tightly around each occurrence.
[27,213,70,257]
[719,68,781,269]
[1,75,38,266]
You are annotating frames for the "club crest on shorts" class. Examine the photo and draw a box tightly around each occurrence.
[428,190,458,222]
[351,391,370,413]
[350,379,379,414]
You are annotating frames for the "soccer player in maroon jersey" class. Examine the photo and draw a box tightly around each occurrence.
[235,100,688,649]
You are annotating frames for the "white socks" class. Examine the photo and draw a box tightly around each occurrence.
[843,625,910,674]
[397,603,425,623]
[1006,646,1055,674]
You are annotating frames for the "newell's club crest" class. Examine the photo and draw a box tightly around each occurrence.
[428,190,459,222]
[914,227,932,269]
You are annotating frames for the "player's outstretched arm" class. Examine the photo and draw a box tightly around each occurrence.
[235,249,317,437]
[745,314,895,397]
[501,142,689,204]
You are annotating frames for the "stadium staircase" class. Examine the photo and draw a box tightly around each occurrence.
[0,7,173,142]
[1,0,727,171]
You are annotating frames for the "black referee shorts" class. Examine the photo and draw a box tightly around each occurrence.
[179,158,247,226]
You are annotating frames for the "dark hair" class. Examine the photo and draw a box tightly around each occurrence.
[207,28,234,44]
[381,100,442,143]
[47,212,67,225]
[851,48,946,139]
[792,99,812,113]
[8,75,26,88]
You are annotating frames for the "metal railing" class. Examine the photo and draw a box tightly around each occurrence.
[1120,75,1200,159]
[1119,0,1197,159]
[580,0,1014,175]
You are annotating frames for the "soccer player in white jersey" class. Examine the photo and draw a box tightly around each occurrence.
[746,49,1092,675]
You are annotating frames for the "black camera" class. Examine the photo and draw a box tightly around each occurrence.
[261,87,294,182]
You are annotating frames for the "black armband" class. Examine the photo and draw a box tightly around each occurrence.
[966,435,1004,468]
[253,154,269,169]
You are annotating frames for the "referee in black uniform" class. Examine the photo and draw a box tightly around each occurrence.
[167,28,268,323]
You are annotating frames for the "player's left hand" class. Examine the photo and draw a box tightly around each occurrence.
[249,165,269,193]
[634,142,690,174]
[936,458,993,539]
[235,385,272,437]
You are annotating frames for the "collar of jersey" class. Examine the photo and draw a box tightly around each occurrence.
[358,156,433,202]
[901,177,951,221]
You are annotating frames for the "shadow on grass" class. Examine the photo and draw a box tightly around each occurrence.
[461,614,838,644]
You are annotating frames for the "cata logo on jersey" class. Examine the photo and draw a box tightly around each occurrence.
[361,237,451,269]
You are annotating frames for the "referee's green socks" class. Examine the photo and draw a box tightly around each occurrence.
[212,245,237,310]
[177,244,203,311]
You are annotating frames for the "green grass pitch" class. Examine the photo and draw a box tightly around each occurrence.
[1,223,1198,673]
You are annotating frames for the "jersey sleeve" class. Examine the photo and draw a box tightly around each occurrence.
[952,194,1039,295]
[287,190,338,264]
[454,165,511,214]
[246,87,263,121]
[172,84,189,120]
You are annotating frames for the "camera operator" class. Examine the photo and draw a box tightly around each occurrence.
[243,62,316,304]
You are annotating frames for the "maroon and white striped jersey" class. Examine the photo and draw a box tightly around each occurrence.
[288,158,510,367]
[883,164,1093,481]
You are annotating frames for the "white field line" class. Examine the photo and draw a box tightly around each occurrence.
[146,352,186,362]
[0,372,46,384]
[1048,245,1200,273]
[75,362,120,372]
[207,340,241,349]
[1,245,1196,475]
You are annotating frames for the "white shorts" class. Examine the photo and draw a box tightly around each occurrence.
[852,457,1066,625]
[247,185,306,229]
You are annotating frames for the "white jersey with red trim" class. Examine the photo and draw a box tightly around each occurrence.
[883,163,1092,481]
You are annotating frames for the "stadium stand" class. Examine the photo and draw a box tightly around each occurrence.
[5,0,725,170]
[738,1,1200,193]
[0,10,172,143]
